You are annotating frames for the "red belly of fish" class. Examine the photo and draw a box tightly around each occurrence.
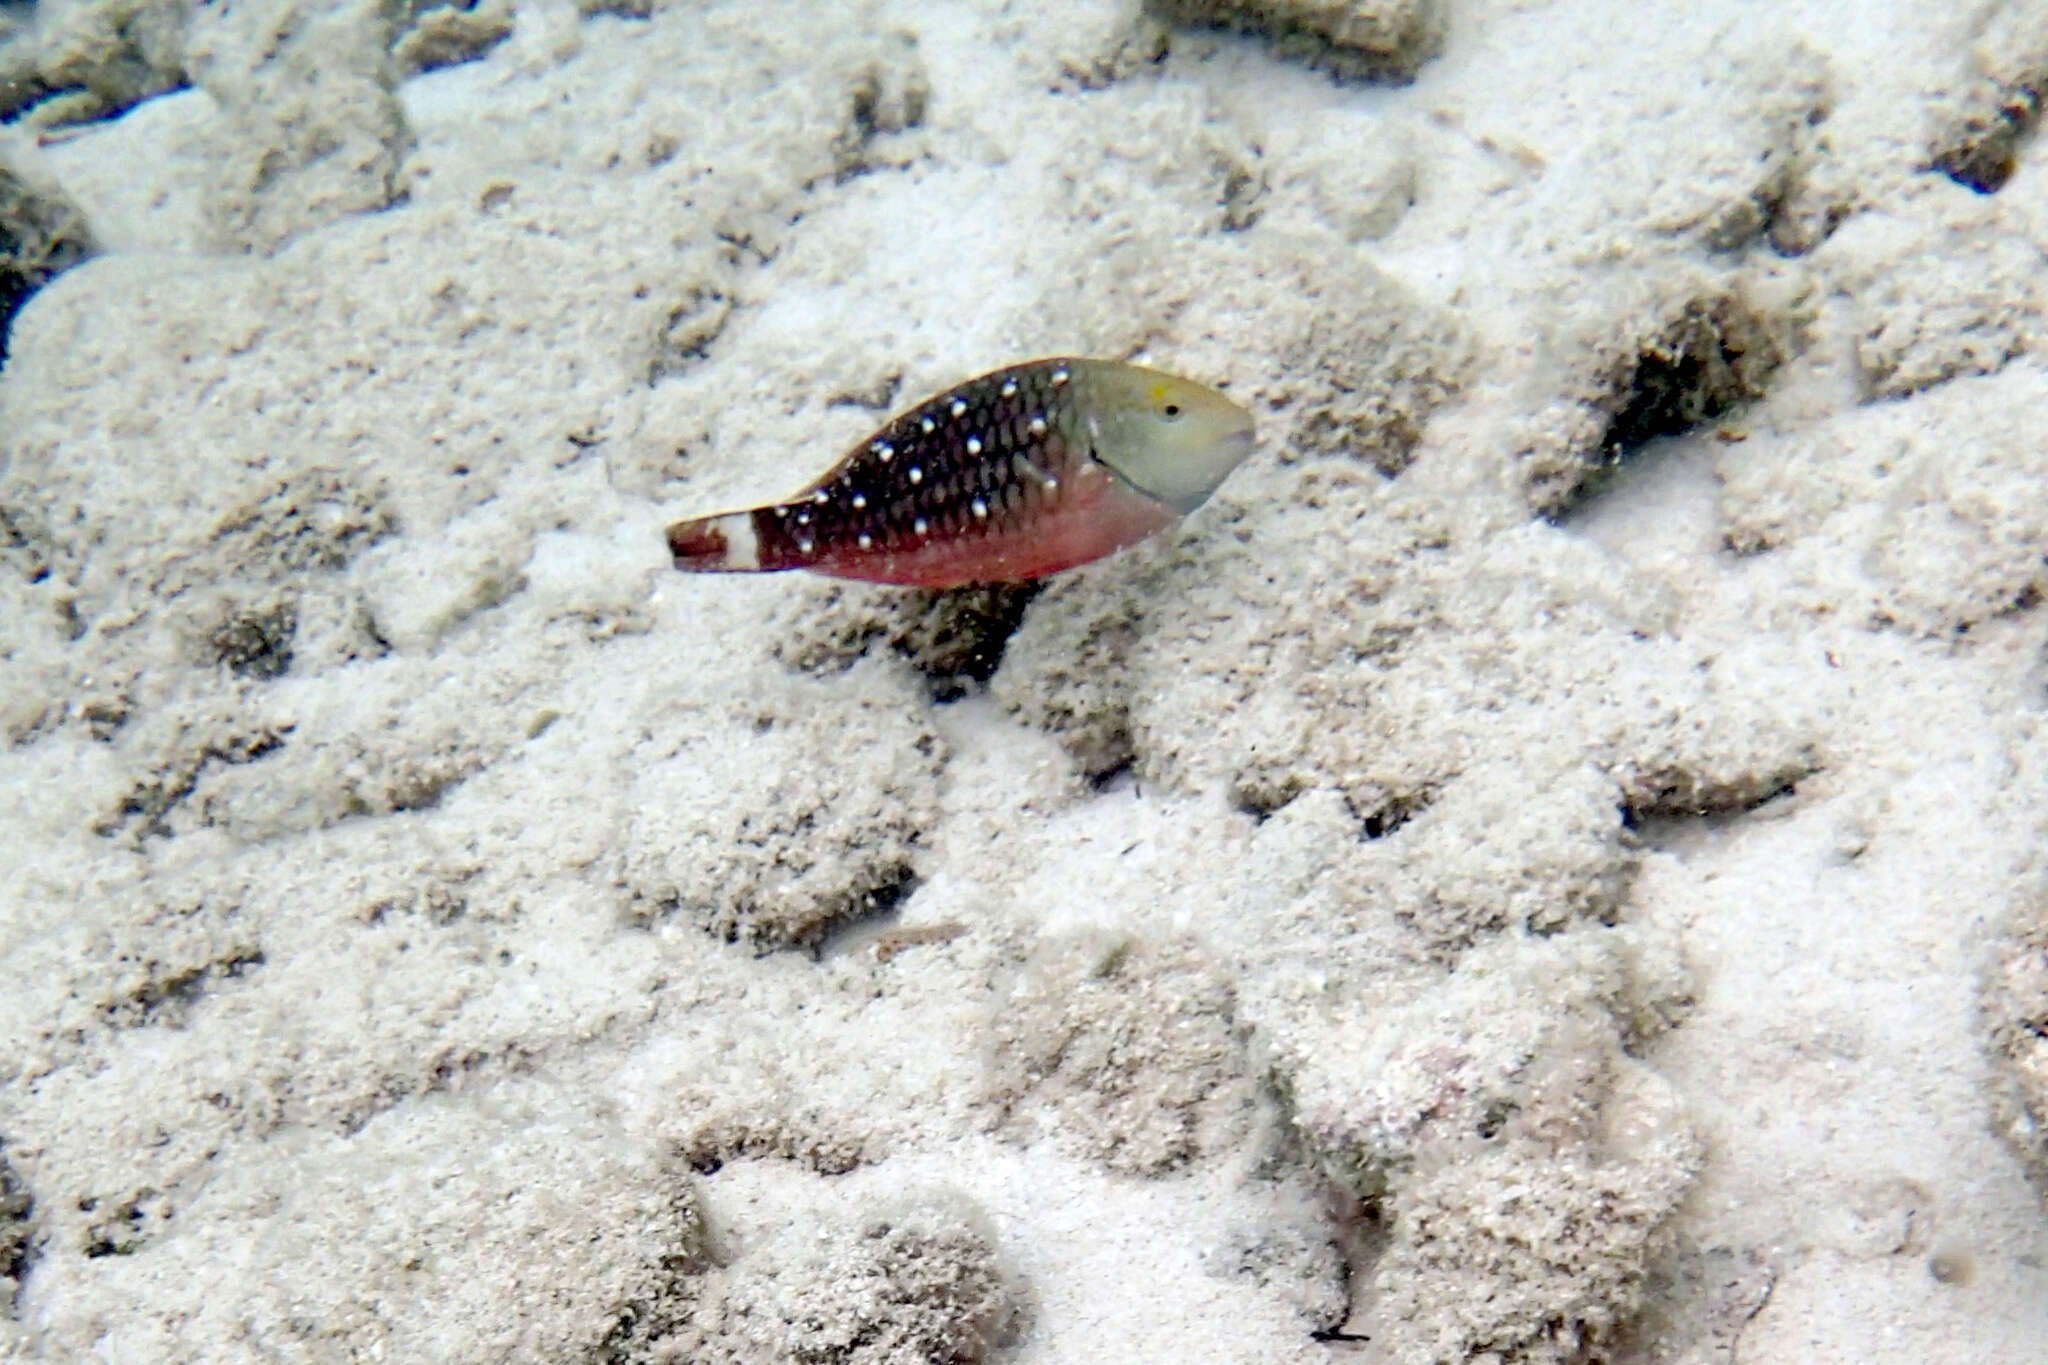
[810,470,1176,588]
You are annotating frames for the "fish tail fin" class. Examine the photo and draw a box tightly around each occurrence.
[666,509,767,572]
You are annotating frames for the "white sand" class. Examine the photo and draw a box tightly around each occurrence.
[1,0,2045,1360]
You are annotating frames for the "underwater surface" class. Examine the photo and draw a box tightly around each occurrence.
[0,0,2045,1359]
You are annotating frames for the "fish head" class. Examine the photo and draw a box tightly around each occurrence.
[1079,362,1257,514]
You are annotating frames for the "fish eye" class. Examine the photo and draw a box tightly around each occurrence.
[1162,402,1182,420]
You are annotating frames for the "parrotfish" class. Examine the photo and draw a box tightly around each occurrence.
[666,358,1255,588]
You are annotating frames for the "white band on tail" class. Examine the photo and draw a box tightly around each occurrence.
[721,512,760,570]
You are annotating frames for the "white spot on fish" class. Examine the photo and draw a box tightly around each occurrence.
[874,440,894,461]
[796,510,812,525]
[1028,415,1047,435]
[857,532,873,549]
[852,493,867,510]
[1052,366,1069,386]
[966,436,982,455]
[774,506,789,518]
[920,416,935,434]
[1000,379,1018,398]
[813,490,830,503]
[950,398,967,418]
[797,536,814,554]
[914,517,929,536]
[1043,476,1059,491]
[909,466,923,484]
[971,498,988,519]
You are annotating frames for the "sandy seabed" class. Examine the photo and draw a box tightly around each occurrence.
[1,0,2046,1361]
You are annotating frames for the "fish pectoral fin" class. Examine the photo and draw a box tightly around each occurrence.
[1091,456,1180,512]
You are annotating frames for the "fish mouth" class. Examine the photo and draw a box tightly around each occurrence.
[1204,423,1259,481]
[1200,426,1258,503]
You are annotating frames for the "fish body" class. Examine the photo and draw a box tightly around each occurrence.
[666,358,1255,588]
